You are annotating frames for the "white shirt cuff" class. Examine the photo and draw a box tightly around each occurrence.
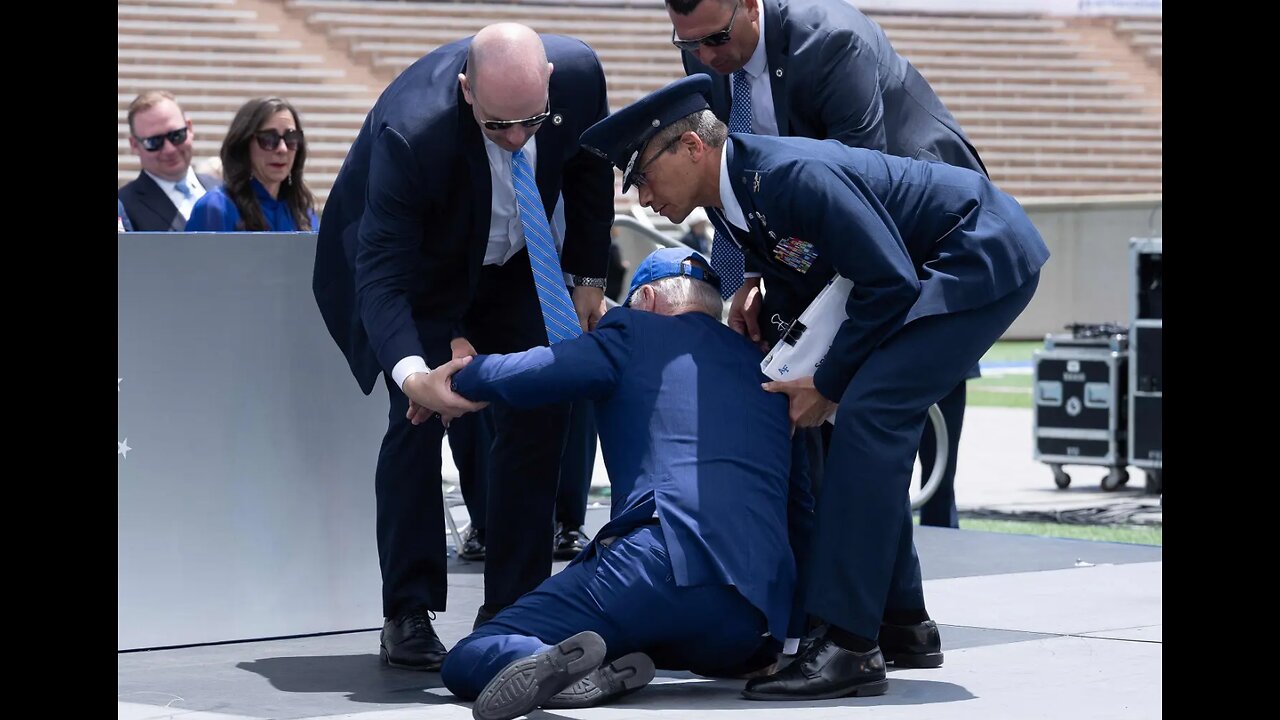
[783,637,801,655]
[743,272,763,279]
[392,356,431,391]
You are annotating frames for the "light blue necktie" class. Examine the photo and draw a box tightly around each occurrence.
[710,70,754,299]
[174,180,192,200]
[512,149,582,344]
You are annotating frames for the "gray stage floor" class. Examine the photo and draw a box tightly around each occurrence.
[119,507,1162,720]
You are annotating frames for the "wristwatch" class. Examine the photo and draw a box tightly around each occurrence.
[571,275,607,288]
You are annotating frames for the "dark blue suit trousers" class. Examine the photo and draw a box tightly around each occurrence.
[441,525,769,700]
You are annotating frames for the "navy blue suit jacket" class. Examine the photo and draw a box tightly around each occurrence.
[683,0,985,174]
[117,171,219,232]
[313,35,614,394]
[712,134,1049,402]
[453,308,798,640]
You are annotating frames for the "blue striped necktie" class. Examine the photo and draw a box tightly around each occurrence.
[710,70,754,299]
[512,149,582,344]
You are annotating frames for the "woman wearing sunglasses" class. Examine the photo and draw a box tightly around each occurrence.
[186,97,318,231]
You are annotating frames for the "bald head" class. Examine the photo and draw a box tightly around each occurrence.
[460,23,555,151]
[468,23,549,87]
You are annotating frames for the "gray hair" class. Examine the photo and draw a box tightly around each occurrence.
[628,274,724,317]
[646,109,727,159]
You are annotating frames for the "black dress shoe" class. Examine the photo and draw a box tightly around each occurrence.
[380,609,447,671]
[879,619,943,668]
[742,637,887,700]
[458,526,486,561]
[473,603,499,631]
[541,652,656,708]
[553,523,589,560]
[472,630,607,720]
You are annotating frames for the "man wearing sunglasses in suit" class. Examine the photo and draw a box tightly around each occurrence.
[313,23,614,671]
[667,0,989,653]
[118,91,219,231]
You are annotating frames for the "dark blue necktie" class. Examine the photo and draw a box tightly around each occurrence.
[512,149,581,344]
[710,70,754,299]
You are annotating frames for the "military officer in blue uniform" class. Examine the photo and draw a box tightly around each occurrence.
[578,74,1048,700]
[669,0,989,532]
[436,247,803,720]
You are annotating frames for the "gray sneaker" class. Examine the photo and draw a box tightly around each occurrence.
[472,630,606,720]
[541,652,656,709]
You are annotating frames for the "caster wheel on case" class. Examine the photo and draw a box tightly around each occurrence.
[1052,465,1071,489]
[1102,467,1129,491]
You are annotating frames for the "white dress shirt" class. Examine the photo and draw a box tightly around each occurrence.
[145,166,207,221]
[719,145,749,232]
[481,135,567,265]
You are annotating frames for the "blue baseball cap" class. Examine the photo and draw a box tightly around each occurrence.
[623,247,722,306]
[580,74,714,193]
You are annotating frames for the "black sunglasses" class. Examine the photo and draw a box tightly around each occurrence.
[671,2,741,52]
[629,134,685,189]
[254,129,304,151]
[135,127,189,152]
[481,101,551,131]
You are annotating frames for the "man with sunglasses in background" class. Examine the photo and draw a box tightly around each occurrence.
[666,0,992,653]
[119,91,219,231]
[313,23,614,671]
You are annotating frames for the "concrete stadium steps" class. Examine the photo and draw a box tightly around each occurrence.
[125,0,239,6]
[117,84,374,117]
[118,48,329,67]
[1112,16,1162,71]
[972,136,1161,158]
[118,4,258,20]
[118,34,305,52]
[117,19,284,38]
[940,110,1157,134]
[118,63,349,82]
[315,24,1098,62]
[118,0,1161,204]
[978,150,1162,169]
[991,179,1162,196]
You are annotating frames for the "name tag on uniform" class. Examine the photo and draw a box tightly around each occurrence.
[773,237,818,273]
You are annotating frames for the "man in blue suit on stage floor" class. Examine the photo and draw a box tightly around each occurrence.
[434,248,804,720]
[311,24,615,670]
[577,75,1048,701]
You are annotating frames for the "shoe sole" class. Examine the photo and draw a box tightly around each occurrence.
[379,646,444,672]
[541,652,656,709]
[885,651,944,668]
[741,678,888,701]
[472,630,607,720]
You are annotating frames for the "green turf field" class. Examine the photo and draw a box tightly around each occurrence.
[959,517,1162,546]
[970,340,1039,409]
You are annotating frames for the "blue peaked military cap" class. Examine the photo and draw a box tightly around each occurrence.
[580,74,714,193]
[623,247,721,306]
